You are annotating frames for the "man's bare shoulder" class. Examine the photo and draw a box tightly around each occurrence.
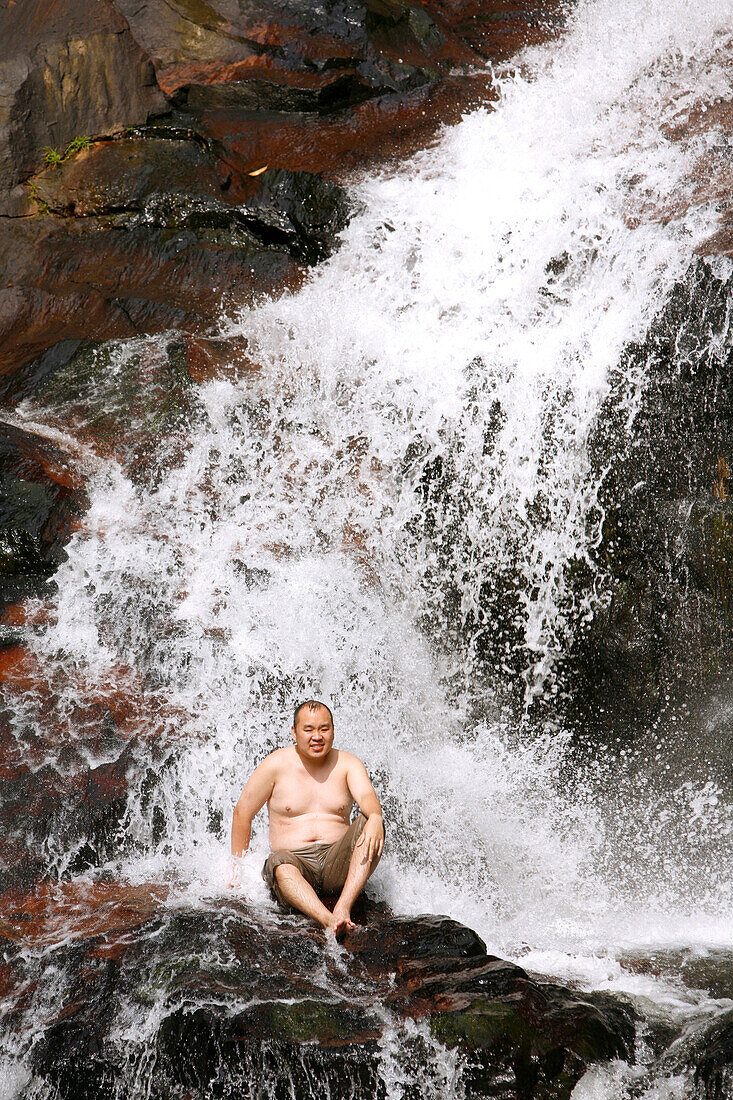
[259,746,297,773]
[335,749,368,771]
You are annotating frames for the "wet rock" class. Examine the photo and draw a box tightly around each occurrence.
[1,892,635,1099]
[0,711,137,893]
[0,0,565,390]
[113,0,478,102]
[0,421,87,609]
[181,72,494,182]
[644,1005,733,1100]
[0,332,260,490]
[620,947,733,1004]
[182,333,260,383]
[29,134,225,217]
[684,1008,733,1100]
[433,0,567,61]
[0,148,352,382]
[0,644,186,895]
[28,133,350,252]
[566,259,733,743]
[0,202,299,382]
[0,0,167,209]
[0,125,350,381]
[354,919,633,1095]
[236,167,352,263]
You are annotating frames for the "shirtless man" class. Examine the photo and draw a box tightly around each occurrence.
[230,700,385,938]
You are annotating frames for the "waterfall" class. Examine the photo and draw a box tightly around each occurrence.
[4,0,733,1095]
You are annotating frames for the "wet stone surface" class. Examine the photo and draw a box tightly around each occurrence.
[565,258,733,746]
[0,422,88,610]
[0,0,567,384]
[0,887,635,1099]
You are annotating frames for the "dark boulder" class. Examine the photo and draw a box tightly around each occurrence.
[565,259,733,746]
[684,1008,733,1100]
[640,1005,733,1100]
[0,420,87,608]
[0,890,635,1099]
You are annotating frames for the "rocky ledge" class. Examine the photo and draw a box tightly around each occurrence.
[0,882,635,1099]
[0,0,566,387]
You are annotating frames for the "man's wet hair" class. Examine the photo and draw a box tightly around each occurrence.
[293,699,334,729]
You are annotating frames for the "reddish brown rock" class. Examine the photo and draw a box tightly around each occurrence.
[429,0,567,59]
[0,880,169,946]
[0,208,302,382]
[112,0,483,101]
[0,0,167,208]
[193,73,495,182]
[183,334,261,383]
[0,0,566,393]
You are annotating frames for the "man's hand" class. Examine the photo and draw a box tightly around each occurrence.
[228,853,247,889]
[355,814,384,863]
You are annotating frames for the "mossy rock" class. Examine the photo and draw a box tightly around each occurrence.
[233,998,382,1044]
[431,997,533,1050]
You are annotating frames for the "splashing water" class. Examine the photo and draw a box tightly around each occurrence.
[6,0,733,1094]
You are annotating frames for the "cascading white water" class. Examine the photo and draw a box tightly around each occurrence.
[8,0,733,1095]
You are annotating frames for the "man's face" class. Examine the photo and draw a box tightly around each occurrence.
[292,706,334,762]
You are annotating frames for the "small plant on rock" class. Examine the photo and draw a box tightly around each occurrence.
[27,181,51,215]
[42,136,91,171]
[64,135,91,157]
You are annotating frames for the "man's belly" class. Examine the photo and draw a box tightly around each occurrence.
[269,812,350,850]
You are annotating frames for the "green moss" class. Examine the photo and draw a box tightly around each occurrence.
[255,1000,370,1043]
[430,1000,532,1050]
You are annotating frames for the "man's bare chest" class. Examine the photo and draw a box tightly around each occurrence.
[268,768,352,820]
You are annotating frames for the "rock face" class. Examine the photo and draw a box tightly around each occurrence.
[566,260,733,746]
[632,1003,733,1100]
[0,160,346,379]
[0,0,567,385]
[0,0,167,210]
[0,421,87,610]
[0,886,635,1099]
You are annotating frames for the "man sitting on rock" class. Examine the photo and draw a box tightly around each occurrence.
[230,699,385,938]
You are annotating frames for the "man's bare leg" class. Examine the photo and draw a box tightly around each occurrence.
[274,865,350,937]
[331,845,380,930]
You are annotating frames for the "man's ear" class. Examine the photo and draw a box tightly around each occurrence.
[291,725,296,742]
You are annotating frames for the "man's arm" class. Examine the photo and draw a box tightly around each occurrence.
[346,756,384,863]
[229,757,277,884]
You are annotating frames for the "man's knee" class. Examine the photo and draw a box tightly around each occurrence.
[274,862,301,884]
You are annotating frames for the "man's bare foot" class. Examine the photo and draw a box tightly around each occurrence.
[331,906,356,937]
[321,909,356,941]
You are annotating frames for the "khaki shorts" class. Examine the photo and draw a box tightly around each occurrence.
[263,814,372,907]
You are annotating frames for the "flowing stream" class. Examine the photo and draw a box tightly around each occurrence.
[4,0,733,1096]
